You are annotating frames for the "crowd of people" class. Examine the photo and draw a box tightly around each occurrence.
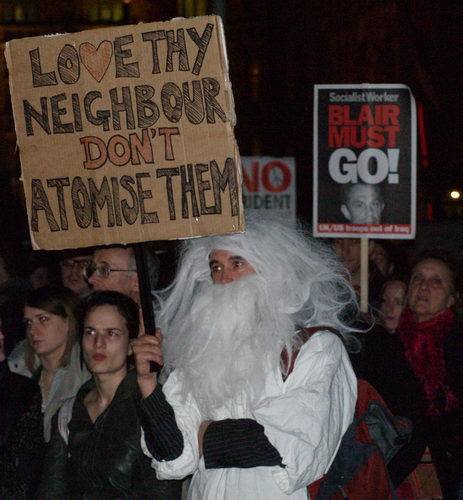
[1,216,462,499]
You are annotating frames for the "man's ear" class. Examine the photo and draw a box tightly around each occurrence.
[341,204,351,221]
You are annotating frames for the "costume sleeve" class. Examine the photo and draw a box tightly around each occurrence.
[137,384,184,461]
[253,332,357,495]
[203,418,283,468]
[140,373,203,480]
[36,413,70,500]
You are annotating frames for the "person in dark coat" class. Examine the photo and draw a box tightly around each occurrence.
[396,250,463,498]
[0,310,41,499]
[38,290,181,500]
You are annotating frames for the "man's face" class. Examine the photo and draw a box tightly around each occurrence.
[208,249,256,284]
[334,239,361,274]
[341,184,384,224]
[408,258,455,323]
[60,255,92,296]
[88,248,138,301]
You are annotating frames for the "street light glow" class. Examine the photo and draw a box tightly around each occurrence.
[450,190,461,199]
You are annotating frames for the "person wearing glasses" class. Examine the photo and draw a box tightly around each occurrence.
[85,245,160,306]
[59,250,92,297]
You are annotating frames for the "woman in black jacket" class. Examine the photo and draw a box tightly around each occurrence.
[397,251,463,498]
[38,291,181,500]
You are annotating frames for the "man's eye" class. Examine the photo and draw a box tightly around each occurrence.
[210,265,221,273]
[84,329,95,336]
[232,260,243,268]
[39,316,49,323]
[107,330,119,338]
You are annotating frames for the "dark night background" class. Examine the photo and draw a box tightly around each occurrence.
[1,0,462,258]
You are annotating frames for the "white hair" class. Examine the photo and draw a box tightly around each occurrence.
[157,214,358,374]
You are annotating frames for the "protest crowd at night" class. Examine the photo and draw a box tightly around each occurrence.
[1,4,463,500]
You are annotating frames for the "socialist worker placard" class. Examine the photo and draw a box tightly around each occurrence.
[313,84,416,239]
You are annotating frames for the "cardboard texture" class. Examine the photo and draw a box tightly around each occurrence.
[5,15,244,250]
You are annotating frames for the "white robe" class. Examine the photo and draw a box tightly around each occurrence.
[142,331,357,500]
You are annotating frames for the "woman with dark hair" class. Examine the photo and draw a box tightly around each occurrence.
[0,285,88,499]
[397,250,463,498]
[38,290,181,499]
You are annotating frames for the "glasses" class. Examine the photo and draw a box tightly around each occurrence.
[60,258,91,270]
[84,264,137,280]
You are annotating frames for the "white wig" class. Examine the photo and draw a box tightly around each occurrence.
[157,214,359,373]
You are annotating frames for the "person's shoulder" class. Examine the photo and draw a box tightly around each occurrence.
[62,344,91,381]
[0,360,37,403]
[294,329,354,381]
[449,318,463,335]
[75,376,95,400]
[8,338,35,377]
[445,319,463,353]
[300,328,345,354]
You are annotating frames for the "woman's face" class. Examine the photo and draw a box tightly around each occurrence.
[380,280,407,332]
[82,305,131,377]
[408,258,456,323]
[24,306,69,359]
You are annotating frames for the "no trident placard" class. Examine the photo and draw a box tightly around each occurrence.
[5,15,244,250]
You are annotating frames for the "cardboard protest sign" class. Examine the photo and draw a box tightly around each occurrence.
[5,15,244,250]
[313,84,416,239]
[241,156,296,221]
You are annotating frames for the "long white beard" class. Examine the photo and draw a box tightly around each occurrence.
[163,274,296,418]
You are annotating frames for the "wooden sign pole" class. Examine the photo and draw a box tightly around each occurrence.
[360,237,369,313]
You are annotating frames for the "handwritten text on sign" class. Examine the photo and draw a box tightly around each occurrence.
[6,15,244,250]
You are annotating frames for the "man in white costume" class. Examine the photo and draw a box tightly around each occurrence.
[133,216,358,500]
